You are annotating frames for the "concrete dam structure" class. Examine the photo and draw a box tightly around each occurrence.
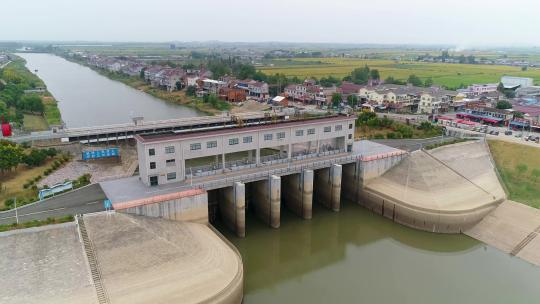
[359,140,506,233]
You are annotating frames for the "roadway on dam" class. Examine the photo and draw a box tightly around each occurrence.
[101,140,402,204]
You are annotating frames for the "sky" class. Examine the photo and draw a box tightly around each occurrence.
[3,0,540,46]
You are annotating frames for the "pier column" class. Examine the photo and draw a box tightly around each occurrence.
[282,169,313,220]
[219,182,246,237]
[315,164,342,212]
[342,160,363,202]
[252,175,281,228]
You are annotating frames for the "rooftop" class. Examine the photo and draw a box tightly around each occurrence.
[135,114,355,144]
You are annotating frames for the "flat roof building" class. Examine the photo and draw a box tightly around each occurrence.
[135,114,356,186]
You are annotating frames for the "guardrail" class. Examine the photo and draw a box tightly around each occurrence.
[194,153,362,190]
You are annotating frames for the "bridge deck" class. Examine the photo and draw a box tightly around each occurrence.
[101,140,404,204]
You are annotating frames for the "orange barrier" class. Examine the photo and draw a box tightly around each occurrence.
[113,188,206,210]
[360,151,407,162]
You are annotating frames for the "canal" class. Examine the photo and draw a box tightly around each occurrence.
[217,201,540,303]
[17,53,202,128]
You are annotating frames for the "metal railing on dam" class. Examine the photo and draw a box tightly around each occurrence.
[193,153,360,191]
[9,111,289,143]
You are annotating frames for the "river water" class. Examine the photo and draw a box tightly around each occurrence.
[16,53,202,128]
[218,201,540,303]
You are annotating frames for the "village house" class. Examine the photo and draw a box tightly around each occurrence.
[232,80,270,100]
[144,66,166,83]
[219,87,247,103]
[201,79,227,95]
[284,80,327,104]
[153,68,185,92]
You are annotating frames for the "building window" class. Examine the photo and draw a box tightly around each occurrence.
[148,148,155,156]
[264,134,273,141]
[207,141,217,148]
[295,130,304,136]
[335,125,343,131]
[324,126,331,133]
[190,143,201,150]
[348,134,353,139]
[349,123,353,129]
[277,132,285,139]
[167,172,176,180]
[229,138,239,145]
[307,128,315,135]
[165,146,175,154]
[166,159,175,167]
[243,136,253,143]
[149,162,156,169]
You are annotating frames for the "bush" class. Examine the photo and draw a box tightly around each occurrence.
[373,134,385,139]
[386,132,397,139]
[23,149,48,167]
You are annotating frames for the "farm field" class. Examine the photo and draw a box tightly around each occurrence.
[259,58,540,88]
[488,140,540,208]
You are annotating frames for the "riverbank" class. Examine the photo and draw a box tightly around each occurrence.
[0,56,62,131]
[62,55,226,115]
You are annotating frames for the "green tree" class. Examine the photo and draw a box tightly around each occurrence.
[424,77,434,87]
[516,163,528,176]
[331,93,342,108]
[522,66,528,71]
[347,94,358,108]
[139,67,146,79]
[513,111,524,119]
[186,85,197,96]
[0,143,23,173]
[350,65,370,85]
[23,149,48,167]
[496,100,512,109]
[370,69,380,80]
[407,74,423,87]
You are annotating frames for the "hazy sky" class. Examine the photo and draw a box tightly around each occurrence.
[3,0,539,46]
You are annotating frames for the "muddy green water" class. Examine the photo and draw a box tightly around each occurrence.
[217,201,540,304]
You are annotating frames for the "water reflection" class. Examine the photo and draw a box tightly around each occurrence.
[217,201,540,304]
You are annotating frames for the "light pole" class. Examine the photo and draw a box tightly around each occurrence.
[14,197,19,225]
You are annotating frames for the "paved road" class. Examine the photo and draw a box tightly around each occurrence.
[0,183,107,225]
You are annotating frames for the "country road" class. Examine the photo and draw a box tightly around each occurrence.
[0,183,107,225]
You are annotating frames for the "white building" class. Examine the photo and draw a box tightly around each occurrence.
[135,115,356,186]
[501,76,534,89]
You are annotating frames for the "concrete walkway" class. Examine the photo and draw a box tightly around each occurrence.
[465,200,540,266]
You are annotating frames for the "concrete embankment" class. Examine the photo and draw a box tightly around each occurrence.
[359,141,505,233]
[83,212,243,304]
[466,200,540,266]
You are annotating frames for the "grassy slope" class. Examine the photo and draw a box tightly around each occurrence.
[23,114,48,131]
[0,156,64,209]
[488,140,540,208]
[259,58,540,88]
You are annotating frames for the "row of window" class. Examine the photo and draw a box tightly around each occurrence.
[150,124,353,155]
[148,146,175,156]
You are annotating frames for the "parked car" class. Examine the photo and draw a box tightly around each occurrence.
[515,133,523,138]
[504,130,513,135]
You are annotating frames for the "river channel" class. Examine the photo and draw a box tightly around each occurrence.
[17,53,202,128]
[217,201,540,303]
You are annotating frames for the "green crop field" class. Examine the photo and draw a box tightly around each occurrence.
[259,58,540,88]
